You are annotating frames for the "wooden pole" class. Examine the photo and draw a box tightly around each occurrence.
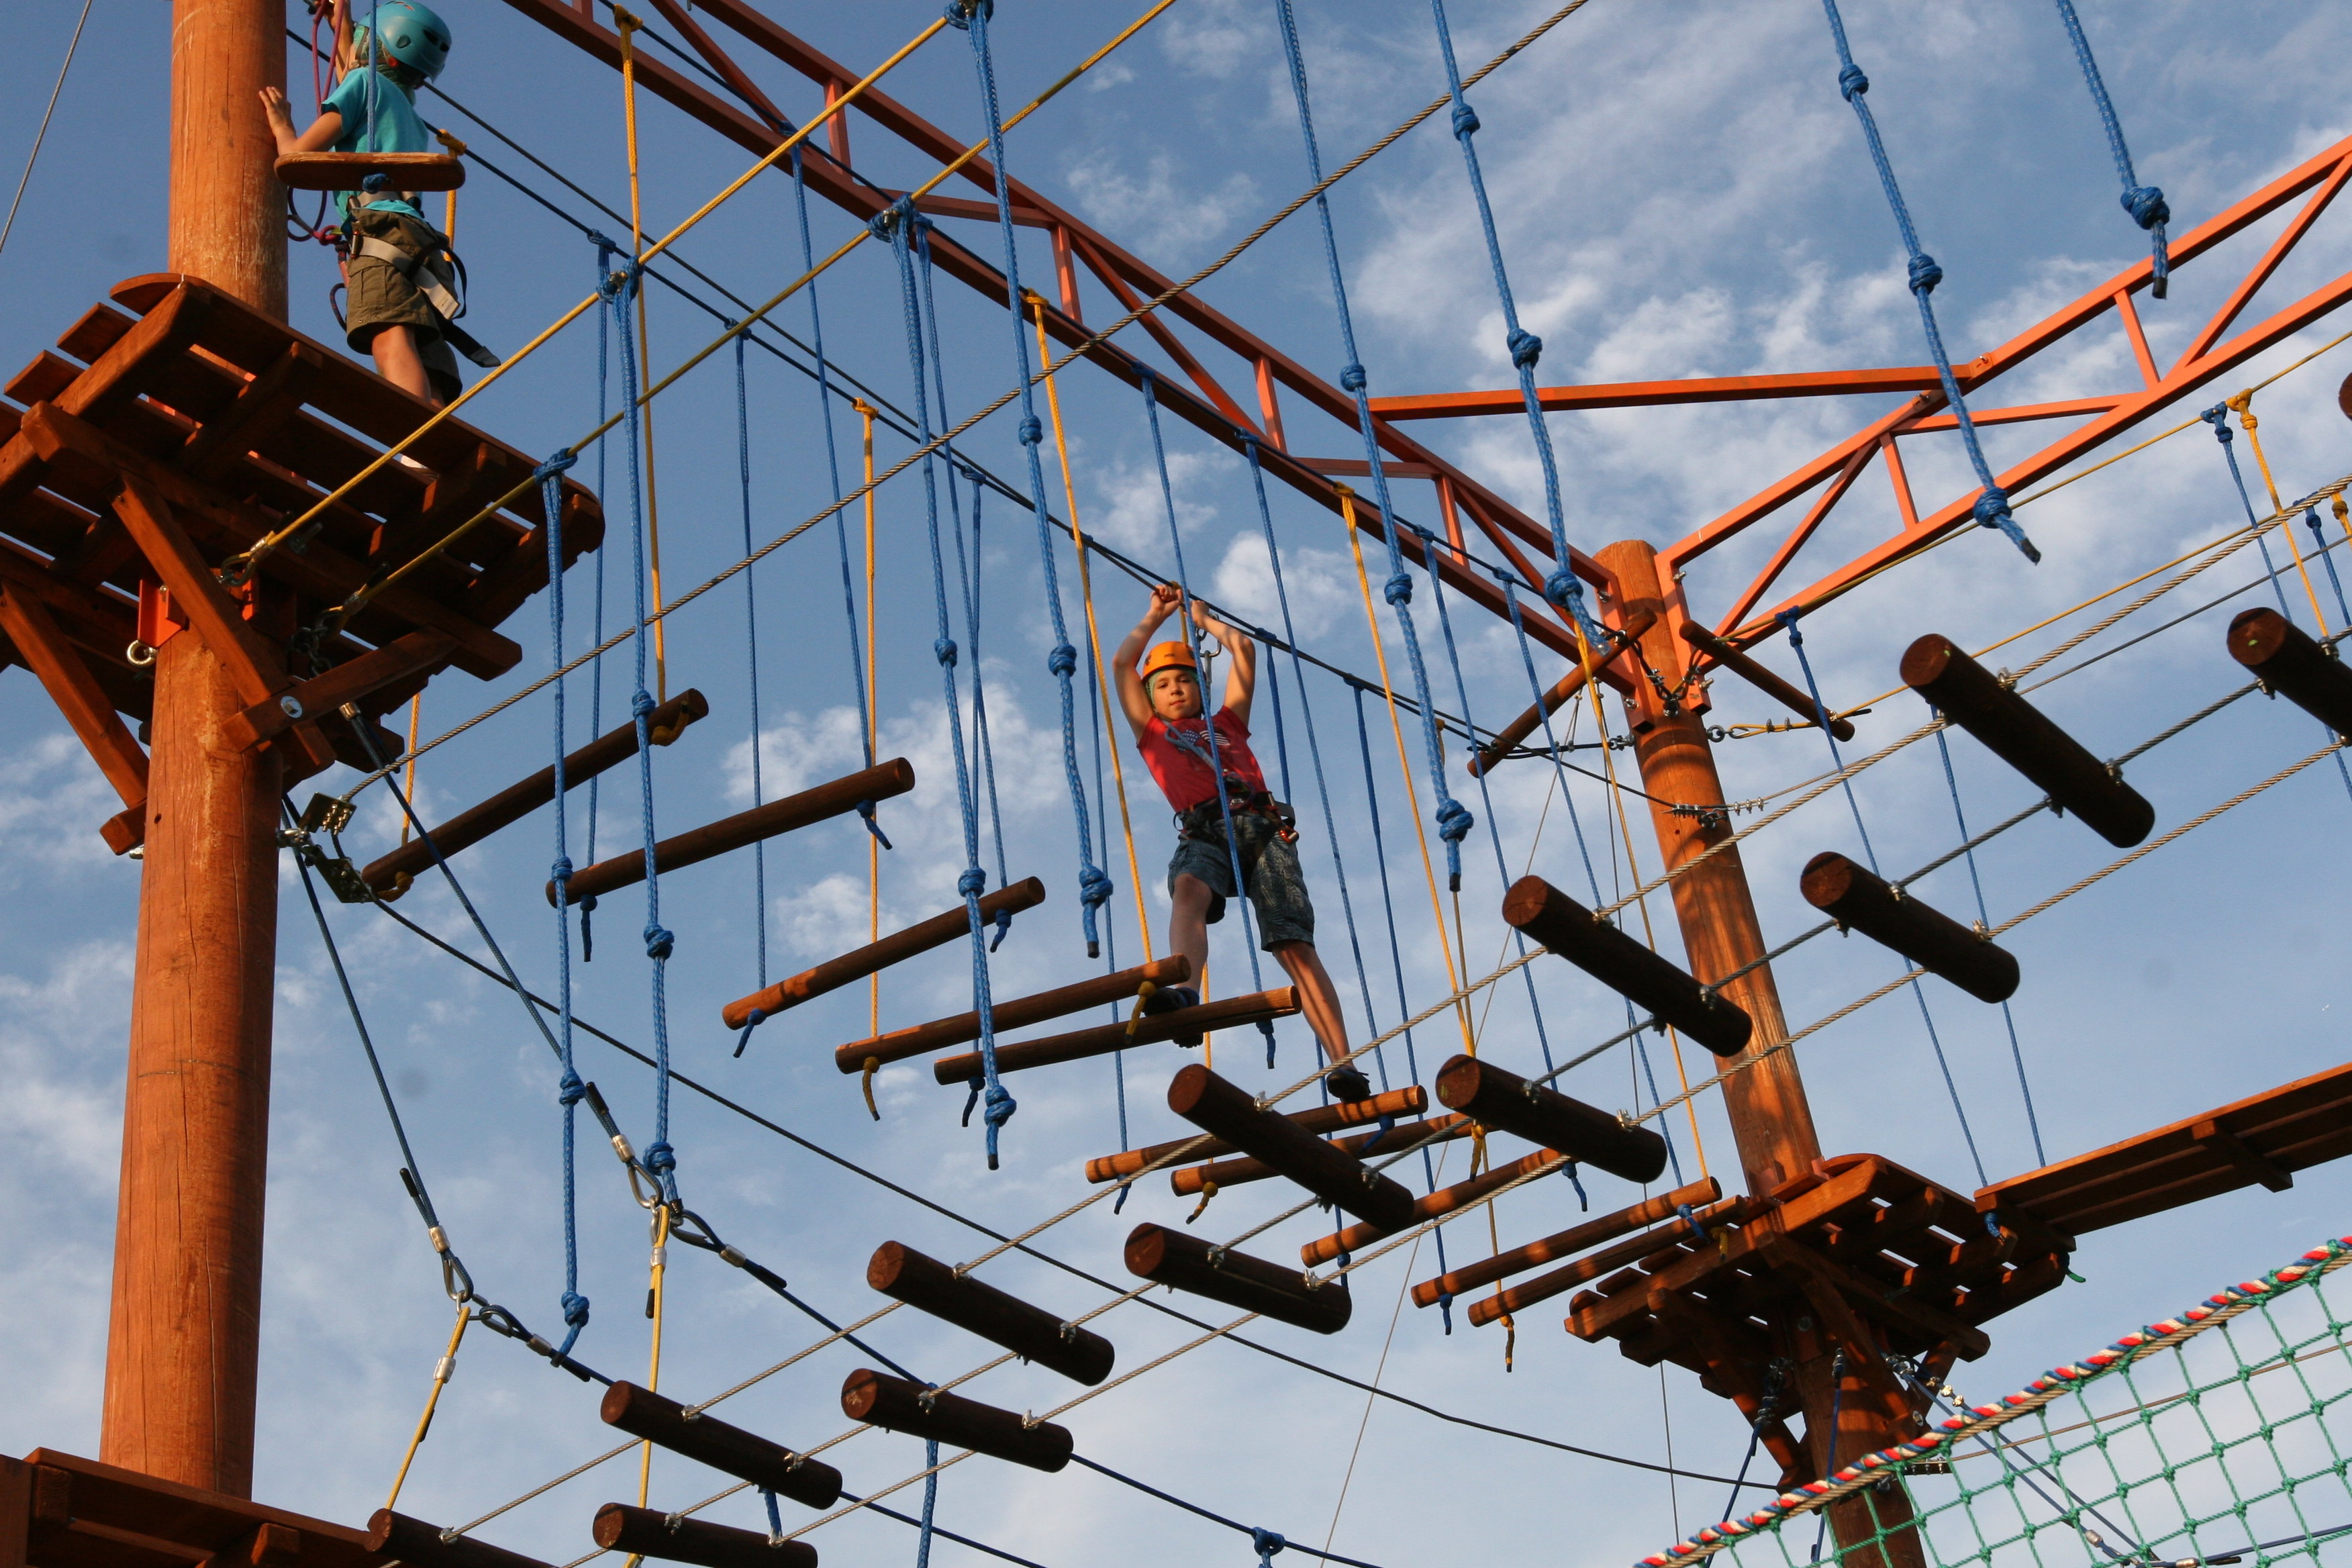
[1599,541,1920,1567]
[101,0,287,1498]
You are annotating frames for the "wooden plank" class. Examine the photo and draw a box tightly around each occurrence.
[7,353,81,409]
[179,343,326,481]
[1768,1235,1992,1361]
[19,1452,378,1568]
[56,305,136,364]
[222,630,456,752]
[0,583,148,846]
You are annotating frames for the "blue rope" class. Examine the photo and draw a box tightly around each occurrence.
[582,234,624,963]
[957,1,1113,957]
[1140,369,1277,1065]
[538,446,592,1356]
[1933,727,2045,1165]
[2049,0,2169,297]
[2312,508,2352,627]
[1816,0,2041,565]
[877,198,1013,1165]
[1781,609,1986,1187]
[1081,631,1132,1212]
[916,1437,940,1568]
[1273,0,1475,888]
[733,334,769,991]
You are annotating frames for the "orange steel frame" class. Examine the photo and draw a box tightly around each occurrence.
[500,5,2352,693]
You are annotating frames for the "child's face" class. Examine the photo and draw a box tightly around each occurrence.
[1149,667,1203,722]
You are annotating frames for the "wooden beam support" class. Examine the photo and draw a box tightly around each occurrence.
[222,630,456,752]
[0,581,148,850]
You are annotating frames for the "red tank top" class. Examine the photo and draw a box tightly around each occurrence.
[1138,710,1266,814]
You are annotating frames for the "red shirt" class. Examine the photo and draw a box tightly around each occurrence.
[1138,709,1266,814]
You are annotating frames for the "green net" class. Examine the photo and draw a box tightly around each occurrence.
[1637,1236,2352,1568]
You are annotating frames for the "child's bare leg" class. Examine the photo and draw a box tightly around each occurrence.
[1270,938,1357,1080]
[1168,874,1213,992]
[368,324,440,405]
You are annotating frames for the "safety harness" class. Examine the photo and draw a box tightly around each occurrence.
[346,193,501,369]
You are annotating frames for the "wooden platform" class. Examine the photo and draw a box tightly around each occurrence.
[0,275,601,846]
[1976,1058,2352,1235]
[0,1449,387,1568]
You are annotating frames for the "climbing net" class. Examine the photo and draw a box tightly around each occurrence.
[1637,1236,2352,1568]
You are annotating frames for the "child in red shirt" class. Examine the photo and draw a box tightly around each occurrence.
[1114,584,1367,1099]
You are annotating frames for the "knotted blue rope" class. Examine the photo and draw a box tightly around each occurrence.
[1818,0,2041,565]
[879,199,1013,1165]
[916,1437,940,1568]
[1140,369,1276,1065]
[1274,0,1475,887]
[581,235,621,963]
[538,446,592,1355]
[1251,1527,1285,1568]
[959,2,1112,956]
[2049,0,2169,297]
[1425,0,1606,641]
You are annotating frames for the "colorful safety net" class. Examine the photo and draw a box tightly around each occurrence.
[1638,1236,2352,1568]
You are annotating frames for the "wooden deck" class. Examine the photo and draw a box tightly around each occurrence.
[0,1450,386,1568]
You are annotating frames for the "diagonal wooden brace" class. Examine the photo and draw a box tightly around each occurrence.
[0,581,149,852]
[222,628,456,752]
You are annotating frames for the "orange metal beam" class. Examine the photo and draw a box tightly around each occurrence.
[1368,365,1947,420]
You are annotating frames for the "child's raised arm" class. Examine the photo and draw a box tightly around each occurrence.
[1192,599,1255,729]
[258,85,344,157]
[1112,583,1183,737]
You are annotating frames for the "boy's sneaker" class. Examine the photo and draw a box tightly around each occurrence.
[1142,983,1203,1046]
[1325,1065,1373,1103]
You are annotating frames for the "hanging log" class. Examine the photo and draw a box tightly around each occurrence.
[1167,1063,1418,1230]
[1409,1176,1721,1306]
[2228,606,2352,735]
[1087,1087,1428,1183]
[1123,1223,1351,1334]
[1469,607,1657,777]
[1679,622,1855,740]
[552,757,915,905]
[1171,1114,1472,1197]
[1302,1146,1567,1266]
[724,879,1046,1028]
[598,1381,841,1510]
[1502,877,1753,1057]
[838,1370,1073,1473]
[1902,634,2154,847]
[834,954,1189,1074]
[1465,1196,1747,1327]
[362,687,708,895]
[1800,851,2020,1003]
[590,1504,814,1568]
[929,987,1297,1083]
[366,1513,550,1568]
[1432,1053,1669,1183]
[867,1241,1115,1386]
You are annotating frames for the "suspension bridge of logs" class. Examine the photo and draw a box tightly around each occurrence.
[5,3,2352,1568]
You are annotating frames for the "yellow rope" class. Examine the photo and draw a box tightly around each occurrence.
[385,1302,469,1510]
[399,693,422,844]
[2227,392,2332,636]
[432,127,466,239]
[859,400,881,1037]
[1336,487,1475,1055]
[1030,293,1153,963]
[629,1202,673,1568]
[616,11,669,700]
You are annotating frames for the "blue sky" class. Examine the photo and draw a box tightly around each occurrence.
[3,3,2351,1565]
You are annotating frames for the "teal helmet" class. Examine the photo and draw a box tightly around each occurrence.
[361,0,452,80]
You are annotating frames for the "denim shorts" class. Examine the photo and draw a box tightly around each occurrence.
[1167,809,1315,951]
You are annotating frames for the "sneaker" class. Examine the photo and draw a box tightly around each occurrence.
[1143,983,1202,1046]
[1326,1065,1373,1103]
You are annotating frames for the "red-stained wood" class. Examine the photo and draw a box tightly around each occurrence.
[0,582,148,846]
[836,954,1189,1073]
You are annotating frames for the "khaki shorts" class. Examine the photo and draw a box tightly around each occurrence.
[344,207,462,402]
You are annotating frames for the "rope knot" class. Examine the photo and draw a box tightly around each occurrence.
[1436,797,1474,844]
[1906,252,1943,295]
[644,923,675,960]
[1542,567,1584,611]
[983,1083,1017,1128]
[958,867,988,899]
[1971,489,2042,564]
[644,1139,677,1176]
[561,1290,591,1328]
[943,0,992,27]
[1383,571,1414,607]
[1251,1527,1287,1567]
[2120,185,2169,231]
[1018,414,1044,446]
[1837,63,1869,100]
[631,689,656,719]
[558,1068,586,1106]
[551,856,575,883]
[1079,863,1114,909]
[2201,404,2234,442]
[1450,100,1480,139]
[534,448,578,482]
[1507,328,1542,369]
[1339,362,1367,393]
[1046,642,1078,677]
[935,636,960,667]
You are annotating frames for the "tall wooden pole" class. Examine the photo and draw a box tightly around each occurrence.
[101,0,287,1498]
[1598,542,1920,1567]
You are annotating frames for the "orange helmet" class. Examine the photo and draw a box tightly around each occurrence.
[1140,640,1198,685]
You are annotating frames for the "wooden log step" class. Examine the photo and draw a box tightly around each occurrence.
[867,1241,1114,1386]
[1302,1146,1567,1266]
[930,987,1296,1083]
[552,757,914,906]
[1086,1086,1428,1183]
[1171,1114,1472,1197]
[1433,1052,1669,1183]
[368,1512,550,1568]
[1802,850,2021,1002]
[1680,622,1855,740]
[838,955,1190,1075]
[1469,1197,1746,1327]
[2228,606,2352,734]
[1124,1222,1351,1334]
[1410,1176,1720,1306]
[1167,1063,1418,1230]
[838,1370,1073,1472]
[591,1504,814,1568]
[1469,607,1656,777]
[276,151,467,191]
[1903,634,2154,847]
[726,879,1046,1029]
[363,688,707,896]
[598,1381,840,1510]
[1502,878,1754,1057]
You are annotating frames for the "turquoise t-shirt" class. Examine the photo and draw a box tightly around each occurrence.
[324,65,430,224]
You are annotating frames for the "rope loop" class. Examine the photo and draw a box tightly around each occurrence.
[1507,327,1542,369]
[1046,642,1079,678]
[1017,413,1044,446]
[1383,571,1414,607]
[935,636,960,667]
[644,923,675,961]
[1251,1526,1287,1566]
[1339,362,1367,393]
[958,867,989,899]
[1906,252,1943,296]
[1436,796,1474,844]
[1450,100,1481,139]
[2202,403,2235,443]
[1838,62,1869,100]
[534,448,579,483]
